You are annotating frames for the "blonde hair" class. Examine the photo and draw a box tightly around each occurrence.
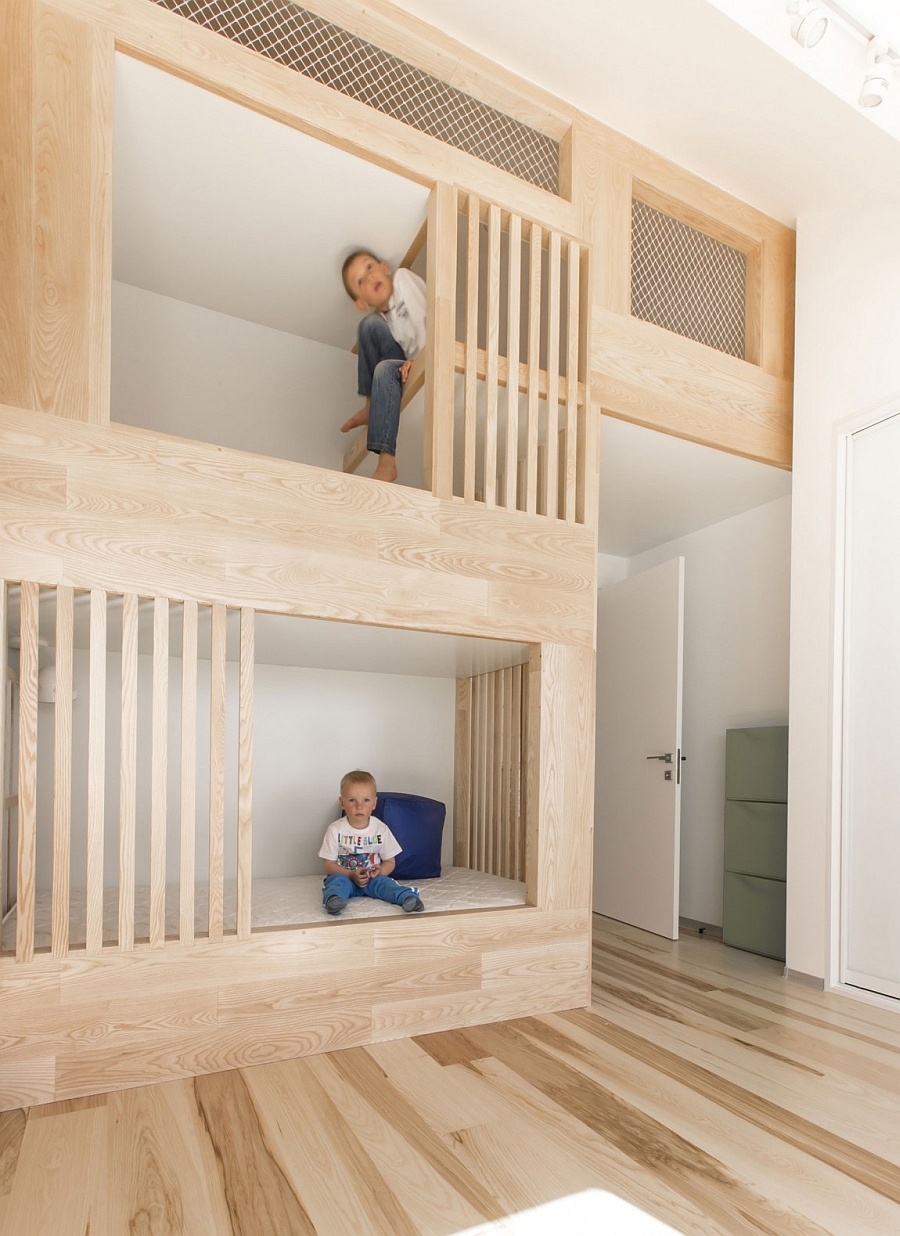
[340,769,377,797]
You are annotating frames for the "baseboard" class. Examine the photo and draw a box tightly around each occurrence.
[784,967,825,990]
[679,917,723,939]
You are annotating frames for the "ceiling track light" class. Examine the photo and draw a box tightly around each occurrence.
[859,36,893,108]
[787,0,829,49]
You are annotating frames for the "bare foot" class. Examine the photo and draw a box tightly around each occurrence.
[372,454,398,483]
[341,407,369,433]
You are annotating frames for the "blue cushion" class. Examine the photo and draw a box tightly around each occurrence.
[376,792,445,880]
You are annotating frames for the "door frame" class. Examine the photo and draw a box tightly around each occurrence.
[830,395,900,1002]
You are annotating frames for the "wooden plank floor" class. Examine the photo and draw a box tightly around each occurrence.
[3,915,900,1234]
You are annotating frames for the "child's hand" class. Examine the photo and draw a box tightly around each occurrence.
[399,359,412,384]
[368,863,383,879]
[351,868,370,887]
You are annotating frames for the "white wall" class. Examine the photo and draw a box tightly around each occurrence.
[111,281,357,469]
[601,494,791,927]
[33,650,455,892]
[788,205,900,981]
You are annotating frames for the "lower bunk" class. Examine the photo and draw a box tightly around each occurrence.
[1,867,526,952]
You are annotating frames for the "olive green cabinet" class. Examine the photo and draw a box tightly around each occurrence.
[723,726,787,961]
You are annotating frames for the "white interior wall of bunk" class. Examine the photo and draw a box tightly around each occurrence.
[26,649,456,891]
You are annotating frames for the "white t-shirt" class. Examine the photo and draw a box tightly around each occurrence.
[381,268,426,359]
[318,816,403,872]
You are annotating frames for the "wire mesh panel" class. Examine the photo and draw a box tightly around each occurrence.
[151,0,560,194]
[631,198,746,359]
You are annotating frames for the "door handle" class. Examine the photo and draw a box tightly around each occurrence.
[646,753,673,763]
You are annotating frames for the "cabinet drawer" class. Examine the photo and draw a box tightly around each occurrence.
[723,872,786,961]
[725,726,788,802]
[724,801,787,880]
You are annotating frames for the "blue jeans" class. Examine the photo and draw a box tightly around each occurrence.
[323,872,418,908]
[357,314,407,457]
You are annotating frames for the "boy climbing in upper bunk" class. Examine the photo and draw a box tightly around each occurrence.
[340,250,426,484]
[319,769,425,916]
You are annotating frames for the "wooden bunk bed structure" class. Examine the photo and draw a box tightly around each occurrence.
[0,0,794,1111]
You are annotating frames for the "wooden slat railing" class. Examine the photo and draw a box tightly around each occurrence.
[1,583,257,963]
[454,662,527,881]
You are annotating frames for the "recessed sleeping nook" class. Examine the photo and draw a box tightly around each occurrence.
[111,55,591,515]
[1,584,531,956]
[110,53,431,486]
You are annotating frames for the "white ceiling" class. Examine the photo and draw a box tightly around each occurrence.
[113,54,430,350]
[388,0,900,223]
[597,416,791,556]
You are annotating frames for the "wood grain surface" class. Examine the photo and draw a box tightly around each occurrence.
[3,918,899,1234]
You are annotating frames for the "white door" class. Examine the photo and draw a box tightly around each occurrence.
[594,558,684,939]
[842,411,900,999]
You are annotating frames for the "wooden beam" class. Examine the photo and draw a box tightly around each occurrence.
[424,181,457,499]
[51,585,73,959]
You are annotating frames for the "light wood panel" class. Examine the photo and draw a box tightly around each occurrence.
[1,0,112,424]
[85,589,105,955]
[15,583,39,964]
[455,662,528,880]
[208,603,226,944]
[237,606,254,941]
[526,222,542,515]
[118,591,137,952]
[483,202,501,507]
[463,194,480,504]
[0,406,596,647]
[504,212,522,512]
[179,599,198,946]
[592,306,793,469]
[150,595,168,949]
[424,182,457,498]
[51,586,73,959]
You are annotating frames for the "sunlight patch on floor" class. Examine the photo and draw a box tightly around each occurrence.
[453,1189,683,1234]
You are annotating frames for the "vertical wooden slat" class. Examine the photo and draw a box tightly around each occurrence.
[179,600,198,945]
[511,663,524,881]
[526,223,542,514]
[505,213,522,512]
[470,674,480,872]
[491,670,504,875]
[484,672,496,874]
[545,231,561,521]
[237,607,254,941]
[463,195,480,504]
[484,203,501,507]
[524,645,541,894]
[208,603,226,942]
[118,591,138,952]
[577,248,597,527]
[85,589,105,956]
[504,666,516,880]
[51,585,73,958]
[0,582,5,923]
[565,239,581,522]
[475,673,488,873]
[424,182,457,499]
[453,677,471,868]
[149,596,168,949]
[15,582,38,963]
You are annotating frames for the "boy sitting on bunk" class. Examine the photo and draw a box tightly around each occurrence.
[340,250,426,484]
[319,769,425,916]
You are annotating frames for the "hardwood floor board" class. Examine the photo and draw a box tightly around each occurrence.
[594,953,900,1100]
[588,979,900,1161]
[193,1070,320,1235]
[0,1104,105,1236]
[243,1056,418,1236]
[365,1038,504,1133]
[464,1054,743,1236]
[565,1006,900,1206]
[413,1026,495,1066]
[540,1009,900,1236]
[0,1110,26,1230]
[463,1019,829,1236]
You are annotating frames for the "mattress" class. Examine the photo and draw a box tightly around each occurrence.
[1,867,526,952]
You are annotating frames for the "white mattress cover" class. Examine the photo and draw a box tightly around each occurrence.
[1,867,526,951]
